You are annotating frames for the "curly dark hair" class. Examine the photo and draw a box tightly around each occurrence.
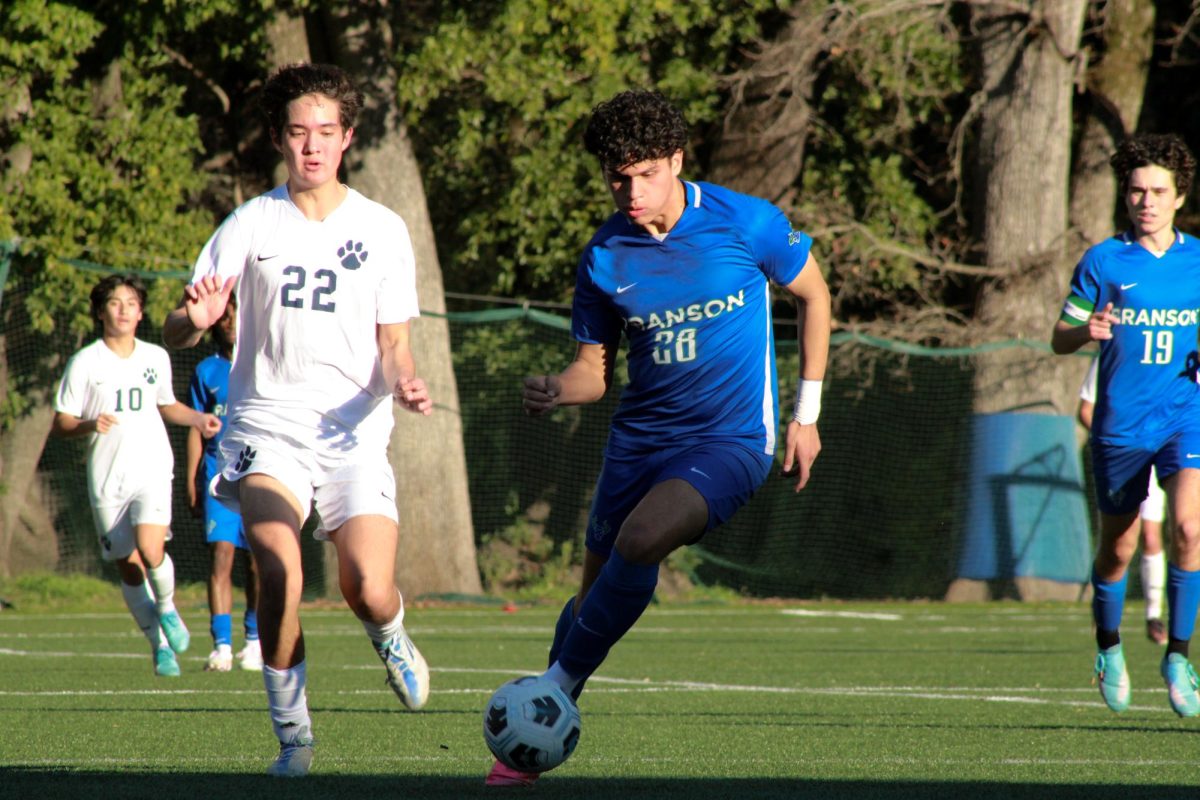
[89,274,146,321]
[260,62,364,141]
[1111,133,1196,197]
[583,90,688,170]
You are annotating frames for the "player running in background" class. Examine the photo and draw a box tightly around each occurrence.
[1051,133,1200,717]
[185,293,262,672]
[487,89,831,786]
[52,274,221,677]
[162,62,432,777]
[1078,356,1169,645]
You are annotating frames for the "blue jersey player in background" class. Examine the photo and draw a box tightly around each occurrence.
[486,89,832,787]
[1052,133,1200,717]
[186,294,261,673]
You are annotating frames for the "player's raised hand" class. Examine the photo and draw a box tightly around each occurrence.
[522,375,562,416]
[183,275,237,331]
[782,420,821,493]
[394,376,433,415]
[94,413,119,435]
[1088,302,1117,341]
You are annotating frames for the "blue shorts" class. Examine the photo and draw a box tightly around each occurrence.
[1091,429,1200,515]
[202,455,248,549]
[584,439,772,558]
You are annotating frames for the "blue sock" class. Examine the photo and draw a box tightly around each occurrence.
[547,597,575,668]
[244,608,259,641]
[1091,567,1127,641]
[1168,563,1200,642]
[556,550,658,682]
[211,613,233,648]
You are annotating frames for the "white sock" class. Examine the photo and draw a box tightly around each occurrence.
[1143,551,1167,620]
[360,591,405,647]
[263,661,311,743]
[543,661,582,696]
[147,552,176,614]
[121,581,164,649]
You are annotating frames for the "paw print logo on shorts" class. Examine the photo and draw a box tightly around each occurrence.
[234,445,257,473]
[143,368,158,385]
[338,240,368,270]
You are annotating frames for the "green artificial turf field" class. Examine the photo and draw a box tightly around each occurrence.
[1,595,1197,799]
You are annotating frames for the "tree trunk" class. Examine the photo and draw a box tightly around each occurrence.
[265,10,312,189]
[315,3,482,598]
[707,5,827,201]
[1069,0,1156,246]
[969,0,1088,418]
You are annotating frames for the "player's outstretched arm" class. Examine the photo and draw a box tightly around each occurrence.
[50,411,117,438]
[522,342,613,417]
[1051,302,1115,355]
[379,321,433,416]
[159,402,222,438]
[781,254,831,493]
[163,275,236,350]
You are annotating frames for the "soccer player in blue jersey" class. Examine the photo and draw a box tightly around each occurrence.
[1051,133,1200,717]
[485,89,831,786]
[185,294,262,672]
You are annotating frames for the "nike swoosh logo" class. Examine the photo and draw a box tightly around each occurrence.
[616,283,637,294]
[257,253,279,261]
[1188,454,1200,459]
[690,467,711,480]
[1120,282,1137,290]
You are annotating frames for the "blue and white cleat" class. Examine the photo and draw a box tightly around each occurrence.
[266,724,314,777]
[374,630,429,710]
[1161,653,1200,717]
[159,609,190,654]
[1094,644,1130,713]
[153,646,180,677]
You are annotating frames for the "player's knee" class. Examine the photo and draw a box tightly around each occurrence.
[614,525,669,566]
[1173,516,1200,555]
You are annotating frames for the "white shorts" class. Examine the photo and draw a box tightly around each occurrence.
[90,481,173,562]
[211,420,398,539]
[1142,465,1166,523]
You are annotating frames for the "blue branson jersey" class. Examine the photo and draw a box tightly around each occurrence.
[189,352,231,459]
[571,181,812,454]
[1059,229,1200,446]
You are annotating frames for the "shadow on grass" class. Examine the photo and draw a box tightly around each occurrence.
[1,770,1196,800]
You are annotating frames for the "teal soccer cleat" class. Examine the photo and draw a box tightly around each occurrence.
[374,630,429,710]
[1161,653,1200,717]
[159,609,190,654]
[153,646,180,677]
[1094,644,1130,712]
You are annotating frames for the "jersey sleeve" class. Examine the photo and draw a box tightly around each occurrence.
[190,210,250,286]
[1059,248,1103,326]
[54,352,87,417]
[189,361,207,412]
[570,250,622,346]
[1079,356,1098,403]
[376,213,420,325]
[152,346,177,407]
[745,200,812,286]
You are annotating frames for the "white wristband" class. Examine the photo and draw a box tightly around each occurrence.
[792,379,822,425]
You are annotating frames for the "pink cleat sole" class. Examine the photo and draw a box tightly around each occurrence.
[485,760,539,787]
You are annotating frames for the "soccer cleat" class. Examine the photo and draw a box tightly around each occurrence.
[238,639,263,671]
[1146,618,1168,645]
[159,609,190,654]
[485,759,540,787]
[154,646,180,677]
[1161,653,1200,717]
[205,646,233,672]
[374,630,430,710]
[1093,644,1130,713]
[266,725,314,778]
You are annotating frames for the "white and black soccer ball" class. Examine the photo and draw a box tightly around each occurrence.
[483,675,581,773]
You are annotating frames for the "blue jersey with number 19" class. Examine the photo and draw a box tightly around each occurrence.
[1059,230,1200,446]
[571,181,812,455]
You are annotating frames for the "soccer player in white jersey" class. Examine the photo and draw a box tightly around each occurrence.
[486,90,832,786]
[162,62,433,778]
[1078,356,1169,645]
[52,274,221,677]
[1052,133,1200,717]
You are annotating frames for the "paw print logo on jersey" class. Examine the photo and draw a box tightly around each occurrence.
[234,445,257,473]
[143,368,158,385]
[338,240,368,270]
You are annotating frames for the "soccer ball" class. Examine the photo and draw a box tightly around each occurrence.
[483,675,581,773]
